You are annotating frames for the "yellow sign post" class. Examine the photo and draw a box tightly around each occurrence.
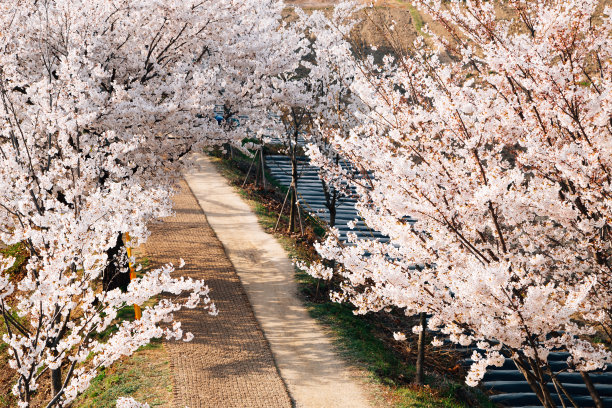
[124,233,142,320]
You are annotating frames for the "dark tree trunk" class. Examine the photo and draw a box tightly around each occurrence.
[321,178,338,228]
[289,186,297,233]
[581,371,604,408]
[289,144,299,233]
[260,147,267,189]
[51,367,62,399]
[255,149,262,187]
[102,233,130,292]
[513,357,557,408]
[415,312,426,386]
[329,205,336,228]
[221,142,231,160]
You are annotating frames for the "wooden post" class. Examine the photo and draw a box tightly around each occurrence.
[415,312,426,386]
[260,146,267,189]
[124,233,142,320]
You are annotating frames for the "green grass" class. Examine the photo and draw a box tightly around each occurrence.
[137,256,151,276]
[295,268,494,408]
[96,306,139,341]
[397,2,428,37]
[308,300,412,384]
[408,6,425,34]
[0,316,18,408]
[0,245,171,406]
[394,386,467,408]
[76,340,172,408]
[77,250,170,407]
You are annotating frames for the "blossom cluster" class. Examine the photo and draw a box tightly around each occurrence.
[0,0,305,405]
[303,0,612,403]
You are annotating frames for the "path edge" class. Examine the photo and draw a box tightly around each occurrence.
[182,177,296,408]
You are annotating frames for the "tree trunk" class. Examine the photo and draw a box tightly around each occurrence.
[513,357,557,408]
[289,186,297,233]
[260,148,266,189]
[534,364,558,408]
[581,371,604,408]
[222,142,231,160]
[551,375,580,408]
[289,149,298,233]
[255,149,262,187]
[102,233,130,292]
[415,312,426,386]
[51,367,62,399]
[329,205,336,228]
[321,179,335,227]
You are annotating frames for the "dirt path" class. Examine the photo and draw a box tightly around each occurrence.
[145,181,292,408]
[184,154,374,408]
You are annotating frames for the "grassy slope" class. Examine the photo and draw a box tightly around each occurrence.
[75,260,172,407]
[0,317,18,408]
[76,340,172,408]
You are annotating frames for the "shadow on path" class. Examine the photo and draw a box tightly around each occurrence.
[145,181,292,408]
[185,154,374,408]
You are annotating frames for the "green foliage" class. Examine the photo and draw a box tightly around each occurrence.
[96,306,137,342]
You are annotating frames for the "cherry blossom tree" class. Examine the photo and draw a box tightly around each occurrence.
[304,1,612,406]
[0,0,304,406]
[301,6,364,229]
[277,105,312,233]
[273,6,367,231]
[266,27,313,234]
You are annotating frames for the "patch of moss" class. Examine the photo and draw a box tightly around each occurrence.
[0,242,28,278]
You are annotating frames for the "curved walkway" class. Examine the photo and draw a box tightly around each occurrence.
[184,153,373,408]
[145,181,292,408]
